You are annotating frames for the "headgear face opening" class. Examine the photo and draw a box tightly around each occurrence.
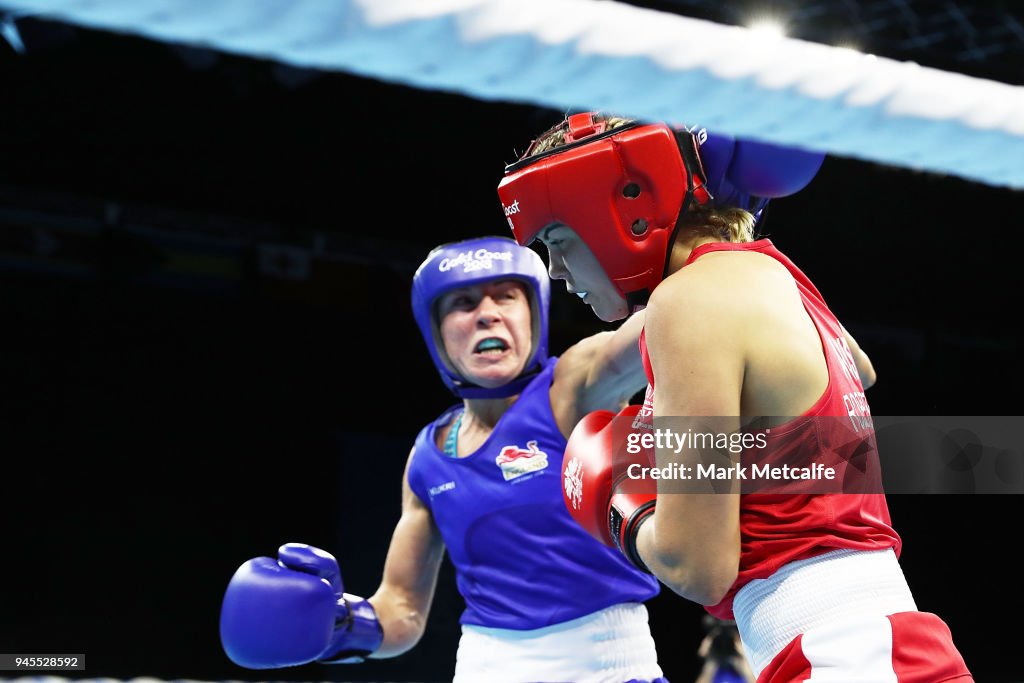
[498,113,711,309]
[411,236,551,399]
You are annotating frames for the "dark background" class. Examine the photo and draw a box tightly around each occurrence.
[1,5,1022,683]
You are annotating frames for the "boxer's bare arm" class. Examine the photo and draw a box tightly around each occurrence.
[634,270,742,606]
[550,310,647,438]
[368,449,445,657]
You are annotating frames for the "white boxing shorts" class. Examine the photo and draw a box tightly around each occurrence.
[453,602,664,683]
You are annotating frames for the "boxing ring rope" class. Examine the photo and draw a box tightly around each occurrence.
[2,0,1023,189]
[0,678,418,683]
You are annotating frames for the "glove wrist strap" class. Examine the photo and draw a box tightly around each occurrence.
[611,500,657,574]
[318,594,384,664]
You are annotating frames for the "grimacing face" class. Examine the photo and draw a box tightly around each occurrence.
[437,280,534,388]
[536,225,629,322]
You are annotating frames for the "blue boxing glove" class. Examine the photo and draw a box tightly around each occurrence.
[697,129,825,221]
[219,543,383,669]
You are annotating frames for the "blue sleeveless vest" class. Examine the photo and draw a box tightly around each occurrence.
[408,357,659,630]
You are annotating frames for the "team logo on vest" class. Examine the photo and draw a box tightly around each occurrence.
[438,248,513,274]
[564,457,583,510]
[495,440,549,481]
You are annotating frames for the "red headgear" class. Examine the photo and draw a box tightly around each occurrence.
[497,113,711,309]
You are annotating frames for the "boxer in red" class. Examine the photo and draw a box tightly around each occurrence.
[499,112,973,682]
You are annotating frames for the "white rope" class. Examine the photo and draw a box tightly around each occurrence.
[3,0,1024,189]
[0,679,410,683]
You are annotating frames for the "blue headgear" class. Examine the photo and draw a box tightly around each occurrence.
[411,236,551,399]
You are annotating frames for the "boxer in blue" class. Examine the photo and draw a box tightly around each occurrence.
[220,236,667,683]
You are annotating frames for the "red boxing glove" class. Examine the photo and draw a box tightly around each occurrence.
[562,405,656,571]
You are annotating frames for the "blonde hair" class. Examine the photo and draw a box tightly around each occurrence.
[679,205,755,243]
[525,113,757,243]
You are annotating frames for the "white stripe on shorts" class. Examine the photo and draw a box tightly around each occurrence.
[801,613,897,681]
